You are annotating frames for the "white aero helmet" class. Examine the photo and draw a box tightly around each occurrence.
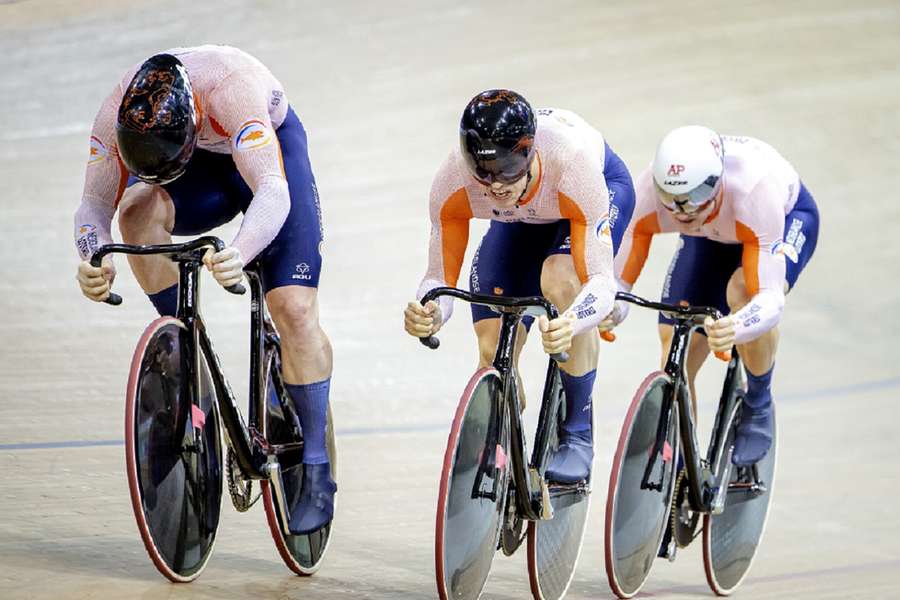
[652,125,724,210]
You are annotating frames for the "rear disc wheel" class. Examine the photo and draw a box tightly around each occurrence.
[261,351,337,576]
[703,403,778,595]
[527,378,591,600]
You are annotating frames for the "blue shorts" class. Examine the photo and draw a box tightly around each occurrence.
[469,142,635,327]
[127,106,324,293]
[659,183,819,328]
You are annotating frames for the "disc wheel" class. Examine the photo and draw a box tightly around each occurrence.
[703,403,778,595]
[261,350,337,575]
[435,368,509,600]
[604,372,680,599]
[125,317,223,582]
[527,378,591,600]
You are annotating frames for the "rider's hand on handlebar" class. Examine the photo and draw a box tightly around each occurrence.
[538,311,575,355]
[704,315,737,354]
[598,300,629,333]
[404,300,443,338]
[203,246,244,288]
[77,255,116,302]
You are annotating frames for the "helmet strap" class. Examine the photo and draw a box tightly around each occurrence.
[515,156,537,207]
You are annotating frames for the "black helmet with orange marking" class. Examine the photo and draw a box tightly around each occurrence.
[116,53,198,185]
[459,89,536,185]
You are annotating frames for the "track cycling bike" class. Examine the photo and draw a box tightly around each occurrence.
[603,292,776,597]
[420,286,590,600]
[92,236,337,582]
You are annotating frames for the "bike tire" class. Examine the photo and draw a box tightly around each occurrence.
[604,372,679,599]
[125,317,223,583]
[435,368,509,600]
[527,377,591,600]
[261,350,337,576]
[703,403,778,596]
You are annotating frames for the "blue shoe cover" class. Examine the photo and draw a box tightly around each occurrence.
[288,463,336,534]
[732,404,774,467]
[545,429,593,484]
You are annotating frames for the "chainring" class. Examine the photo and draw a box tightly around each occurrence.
[671,468,700,548]
[226,446,260,512]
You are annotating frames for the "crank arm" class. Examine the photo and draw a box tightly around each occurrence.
[265,457,293,537]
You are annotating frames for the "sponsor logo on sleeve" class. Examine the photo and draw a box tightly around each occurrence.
[234,120,274,152]
[573,293,598,320]
[88,136,108,165]
[270,89,284,109]
[595,214,612,242]
[76,224,99,257]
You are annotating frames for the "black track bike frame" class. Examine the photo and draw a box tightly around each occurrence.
[420,287,572,522]
[92,237,296,482]
[615,292,748,514]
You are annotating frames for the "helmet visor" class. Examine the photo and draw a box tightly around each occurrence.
[117,127,194,185]
[655,174,721,215]
[460,134,533,185]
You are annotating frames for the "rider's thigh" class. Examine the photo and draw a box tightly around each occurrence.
[539,253,581,311]
[658,323,674,370]
[474,318,501,368]
[118,183,175,242]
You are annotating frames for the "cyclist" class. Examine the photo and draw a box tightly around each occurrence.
[603,126,819,466]
[73,46,335,534]
[404,89,635,484]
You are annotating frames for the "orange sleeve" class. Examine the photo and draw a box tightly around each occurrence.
[558,192,589,283]
[439,188,473,287]
[621,213,661,286]
[735,220,761,296]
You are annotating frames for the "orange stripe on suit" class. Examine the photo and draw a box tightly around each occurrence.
[558,192,589,284]
[735,220,760,296]
[440,188,473,287]
[113,158,129,209]
[621,213,661,285]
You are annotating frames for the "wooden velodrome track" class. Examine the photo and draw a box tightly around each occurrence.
[1,0,898,597]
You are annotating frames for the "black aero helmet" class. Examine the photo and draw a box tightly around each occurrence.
[116,54,198,184]
[459,89,536,184]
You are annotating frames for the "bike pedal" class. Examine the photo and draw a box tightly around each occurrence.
[530,468,555,520]
[264,458,292,537]
[666,539,678,563]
